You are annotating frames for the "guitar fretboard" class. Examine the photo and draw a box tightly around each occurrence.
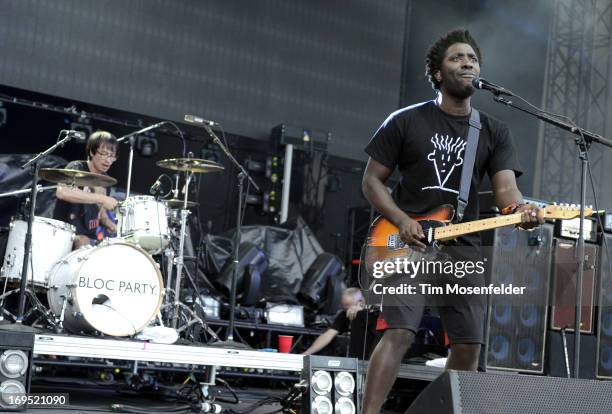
[434,213,523,241]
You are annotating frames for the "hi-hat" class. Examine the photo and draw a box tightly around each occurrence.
[39,168,117,188]
[165,199,199,209]
[156,158,224,173]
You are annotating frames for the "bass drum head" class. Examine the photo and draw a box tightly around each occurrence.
[48,242,163,336]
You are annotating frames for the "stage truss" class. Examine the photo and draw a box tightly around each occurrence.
[534,0,612,207]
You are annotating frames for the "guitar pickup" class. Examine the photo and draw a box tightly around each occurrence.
[387,234,406,249]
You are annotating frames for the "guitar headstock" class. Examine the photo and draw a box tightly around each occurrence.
[544,203,593,220]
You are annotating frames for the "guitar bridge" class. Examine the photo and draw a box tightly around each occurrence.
[387,234,406,249]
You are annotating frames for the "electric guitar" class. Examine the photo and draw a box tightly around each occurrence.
[361,204,593,280]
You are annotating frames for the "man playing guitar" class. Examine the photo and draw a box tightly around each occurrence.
[360,29,544,413]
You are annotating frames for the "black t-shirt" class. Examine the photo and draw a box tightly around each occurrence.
[331,308,379,360]
[53,160,106,239]
[365,99,522,248]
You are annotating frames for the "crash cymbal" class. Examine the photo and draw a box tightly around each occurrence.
[156,158,224,173]
[165,199,199,209]
[39,168,117,188]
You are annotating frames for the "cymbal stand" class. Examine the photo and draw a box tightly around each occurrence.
[17,131,76,323]
[0,185,57,199]
[171,171,194,328]
[159,171,181,299]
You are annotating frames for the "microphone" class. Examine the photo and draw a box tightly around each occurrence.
[62,130,87,142]
[149,175,164,196]
[471,77,514,96]
[184,114,219,127]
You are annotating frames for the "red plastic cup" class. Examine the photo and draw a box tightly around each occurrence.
[278,335,293,353]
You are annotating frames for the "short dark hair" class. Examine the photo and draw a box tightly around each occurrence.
[85,131,118,160]
[425,29,482,90]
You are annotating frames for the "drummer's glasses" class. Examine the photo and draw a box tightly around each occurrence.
[96,151,118,161]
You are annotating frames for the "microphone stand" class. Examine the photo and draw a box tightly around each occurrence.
[14,131,75,327]
[117,121,167,198]
[490,91,612,378]
[202,125,259,349]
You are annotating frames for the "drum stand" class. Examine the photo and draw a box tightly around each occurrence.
[159,171,218,342]
[164,247,175,303]
[0,287,57,330]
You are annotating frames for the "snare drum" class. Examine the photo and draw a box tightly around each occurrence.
[46,241,163,336]
[1,217,75,288]
[115,196,169,254]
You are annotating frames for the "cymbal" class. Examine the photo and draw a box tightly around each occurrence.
[156,158,224,173]
[39,168,117,188]
[165,199,199,209]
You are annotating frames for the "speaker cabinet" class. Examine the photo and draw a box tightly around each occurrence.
[486,224,554,373]
[597,234,612,379]
[301,355,359,414]
[405,370,612,414]
[0,328,34,412]
[546,330,597,379]
[550,239,597,333]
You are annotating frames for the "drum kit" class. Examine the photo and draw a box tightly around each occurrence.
[0,157,225,339]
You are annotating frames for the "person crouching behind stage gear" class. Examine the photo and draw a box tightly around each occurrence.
[302,287,379,360]
[53,131,119,249]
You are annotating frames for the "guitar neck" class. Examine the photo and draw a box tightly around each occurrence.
[434,213,523,241]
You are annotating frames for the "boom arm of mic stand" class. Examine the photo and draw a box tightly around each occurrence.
[203,125,260,193]
[116,121,169,198]
[493,96,612,149]
[22,133,73,169]
[116,121,168,143]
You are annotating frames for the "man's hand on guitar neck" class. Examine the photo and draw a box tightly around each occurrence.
[397,215,427,249]
[515,203,545,230]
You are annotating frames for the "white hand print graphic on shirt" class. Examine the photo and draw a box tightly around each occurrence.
[421,134,466,194]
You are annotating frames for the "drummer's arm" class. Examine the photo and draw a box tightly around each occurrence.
[56,185,117,210]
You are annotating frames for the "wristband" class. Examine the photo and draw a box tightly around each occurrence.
[501,202,525,215]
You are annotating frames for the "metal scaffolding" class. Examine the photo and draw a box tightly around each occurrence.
[534,0,612,207]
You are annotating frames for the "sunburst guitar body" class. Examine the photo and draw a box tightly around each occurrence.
[362,204,593,280]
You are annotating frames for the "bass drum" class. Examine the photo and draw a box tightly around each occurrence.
[47,241,163,336]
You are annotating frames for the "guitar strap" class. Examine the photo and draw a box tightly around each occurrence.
[456,108,481,222]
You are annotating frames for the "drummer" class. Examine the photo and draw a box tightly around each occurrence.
[53,131,119,249]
